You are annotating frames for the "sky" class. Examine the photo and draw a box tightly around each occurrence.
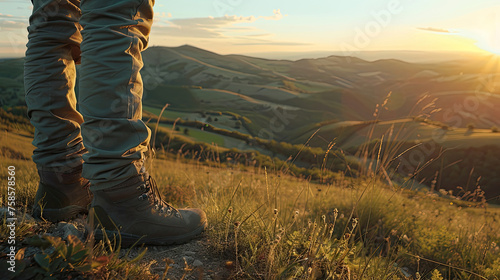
[1,0,500,59]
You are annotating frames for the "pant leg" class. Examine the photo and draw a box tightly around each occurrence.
[79,0,153,190]
[25,0,85,173]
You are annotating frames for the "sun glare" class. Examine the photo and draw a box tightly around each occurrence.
[460,27,500,56]
[478,44,500,56]
[474,31,500,56]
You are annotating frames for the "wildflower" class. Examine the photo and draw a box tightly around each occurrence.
[307,267,313,274]
[333,208,338,219]
[234,221,240,228]
[402,234,410,243]
[352,218,358,229]
[275,234,282,243]
[228,207,233,214]
[273,209,278,215]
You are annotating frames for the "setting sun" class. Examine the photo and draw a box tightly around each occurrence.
[446,6,500,56]
[475,33,500,56]
[452,26,500,56]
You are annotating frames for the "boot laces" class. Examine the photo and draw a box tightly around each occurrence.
[138,176,180,218]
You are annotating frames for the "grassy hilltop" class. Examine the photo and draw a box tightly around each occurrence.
[1,48,500,279]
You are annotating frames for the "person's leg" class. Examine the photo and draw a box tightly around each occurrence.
[79,0,207,245]
[78,0,152,189]
[25,0,92,221]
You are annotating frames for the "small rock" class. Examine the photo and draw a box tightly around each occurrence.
[399,267,412,278]
[184,250,196,256]
[57,222,84,240]
[193,260,203,267]
[56,221,68,230]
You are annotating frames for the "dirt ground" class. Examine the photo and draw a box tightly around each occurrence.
[0,210,235,280]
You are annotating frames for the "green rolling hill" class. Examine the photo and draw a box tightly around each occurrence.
[2,45,500,201]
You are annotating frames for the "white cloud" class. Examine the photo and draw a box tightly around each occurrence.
[0,14,27,31]
[245,33,272,37]
[154,12,173,19]
[417,27,454,33]
[0,13,26,20]
[260,9,284,21]
[236,42,309,46]
[231,35,288,43]
[152,10,283,39]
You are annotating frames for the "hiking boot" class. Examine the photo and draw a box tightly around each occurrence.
[90,174,208,246]
[32,168,92,222]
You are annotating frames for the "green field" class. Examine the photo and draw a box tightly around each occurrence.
[159,123,225,146]
[143,105,198,120]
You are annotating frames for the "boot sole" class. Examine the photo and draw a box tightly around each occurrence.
[93,220,208,247]
[32,205,88,222]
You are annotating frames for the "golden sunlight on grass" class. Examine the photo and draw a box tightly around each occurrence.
[2,128,500,279]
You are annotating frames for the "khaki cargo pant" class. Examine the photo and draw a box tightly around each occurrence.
[24,0,153,190]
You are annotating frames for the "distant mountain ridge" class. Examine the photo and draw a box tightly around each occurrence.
[141,45,500,132]
[241,49,489,63]
[2,45,500,134]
